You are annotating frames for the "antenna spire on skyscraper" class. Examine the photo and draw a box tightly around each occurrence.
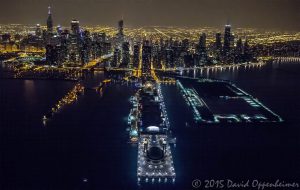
[47,6,53,33]
[48,6,51,15]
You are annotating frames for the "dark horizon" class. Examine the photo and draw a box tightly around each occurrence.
[0,0,299,31]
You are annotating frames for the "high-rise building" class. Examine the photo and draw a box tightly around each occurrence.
[243,38,252,62]
[198,33,207,54]
[69,32,80,64]
[215,33,222,62]
[1,33,11,43]
[234,38,243,63]
[165,49,174,68]
[230,34,235,50]
[199,33,206,51]
[223,24,231,56]
[118,19,124,36]
[184,52,194,67]
[197,33,208,64]
[116,19,125,49]
[215,33,222,52]
[79,30,92,65]
[120,42,130,68]
[152,42,162,69]
[60,32,69,64]
[36,24,42,37]
[133,44,140,69]
[98,33,107,42]
[112,48,121,67]
[102,42,112,55]
[182,39,189,51]
[46,44,61,65]
[142,41,152,73]
[56,25,62,36]
[172,44,183,68]
[47,6,53,33]
[71,20,80,35]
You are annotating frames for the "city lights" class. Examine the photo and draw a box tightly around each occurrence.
[0,2,299,189]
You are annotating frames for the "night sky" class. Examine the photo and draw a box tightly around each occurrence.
[0,0,299,30]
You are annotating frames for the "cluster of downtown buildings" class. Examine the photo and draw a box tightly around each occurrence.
[112,21,254,70]
[1,7,299,69]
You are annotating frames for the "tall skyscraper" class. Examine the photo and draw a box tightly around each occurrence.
[80,30,92,65]
[56,25,62,36]
[71,20,80,35]
[133,44,140,69]
[198,33,208,64]
[142,41,152,74]
[47,6,53,33]
[214,33,222,62]
[152,42,162,69]
[102,42,112,55]
[165,49,174,68]
[46,44,60,65]
[116,19,125,49]
[215,33,222,52]
[182,39,189,51]
[36,24,42,37]
[1,33,11,43]
[118,19,124,36]
[230,34,235,50]
[243,38,252,62]
[223,24,231,56]
[198,33,207,55]
[112,48,121,67]
[120,42,130,68]
[234,38,243,63]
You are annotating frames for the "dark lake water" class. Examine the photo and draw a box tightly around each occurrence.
[0,62,300,189]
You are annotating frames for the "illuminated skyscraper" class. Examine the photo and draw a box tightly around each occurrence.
[1,33,11,43]
[223,24,231,56]
[46,44,61,66]
[165,49,174,68]
[56,25,62,36]
[71,20,80,35]
[133,44,140,69]
[116,19,125,49]
[120,42,130,68]
[47,6,53,33]
[243,38,252,62]
[197,33,208,64]
[118,19,124,36]
[36,24,42,37]
[182,39,189,51]
[152,42,162,69]
[80,30,92,65]
[215,33,222,61]
[234,38,243,63]
[215,33,222,52]
[102,42,112,55]
[230,33,235,50]
[142,40,152,73]
[112,48,121,67]
[198,33,207,55]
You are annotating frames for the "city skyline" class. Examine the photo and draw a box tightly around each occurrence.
[1,1,300,189]
[0,0,299,31]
